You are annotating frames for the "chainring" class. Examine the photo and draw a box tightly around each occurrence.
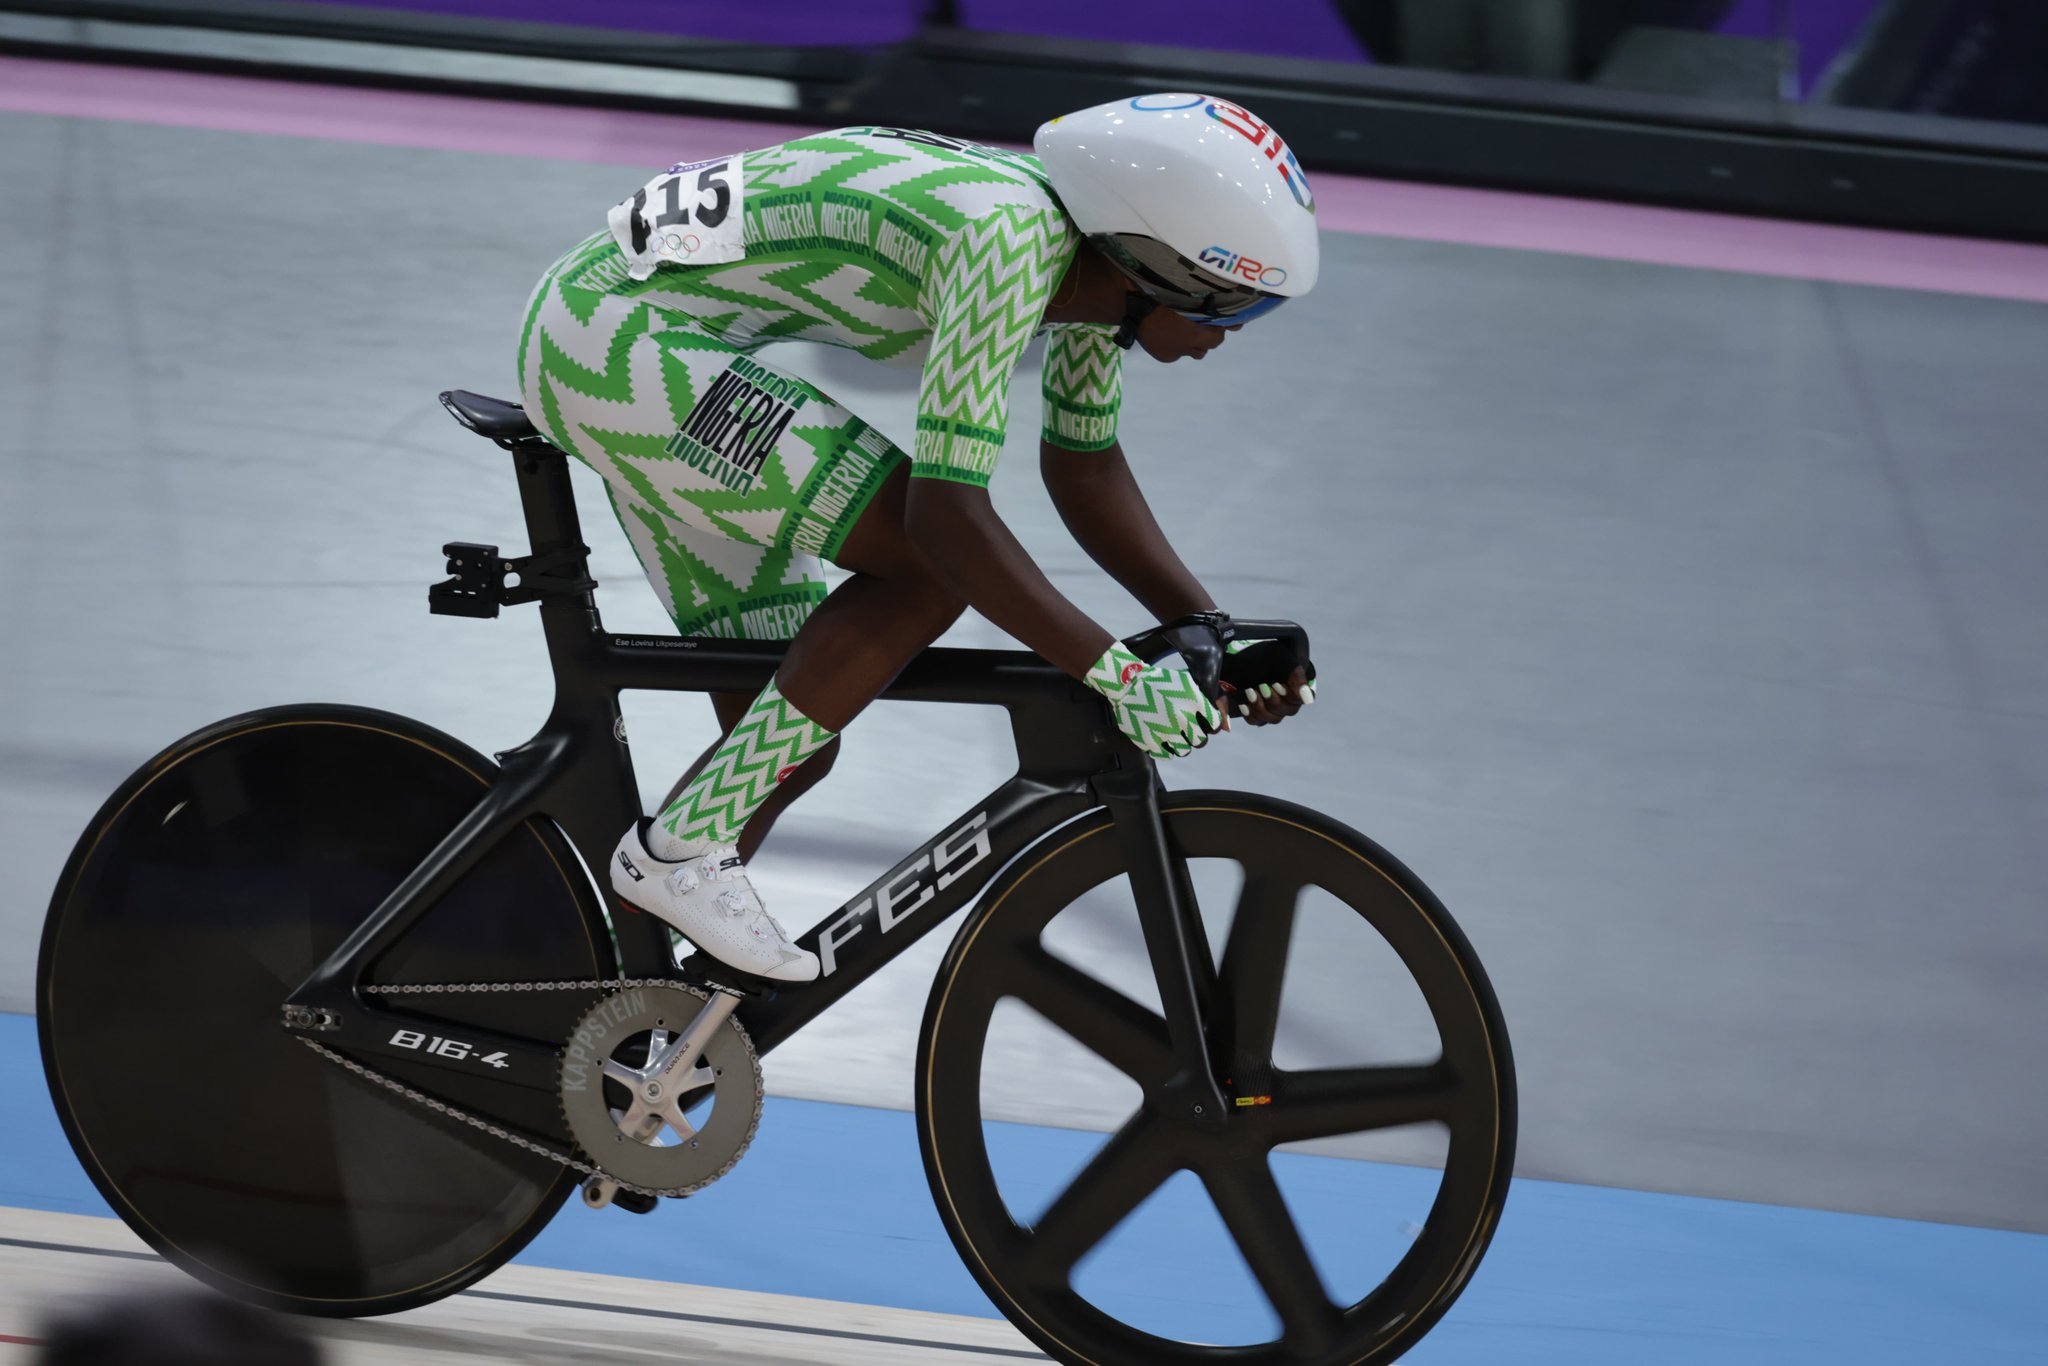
[558,983,763,1195]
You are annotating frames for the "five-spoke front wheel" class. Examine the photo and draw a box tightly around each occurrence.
[917,792,1515,1366]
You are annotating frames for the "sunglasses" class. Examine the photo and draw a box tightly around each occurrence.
[1183,293,1289,326]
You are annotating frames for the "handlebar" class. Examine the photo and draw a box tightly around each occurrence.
[1124,614,1315,705]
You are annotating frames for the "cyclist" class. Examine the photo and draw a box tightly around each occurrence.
[518,94,1319,983]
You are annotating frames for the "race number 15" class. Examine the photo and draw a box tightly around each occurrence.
[626,161,732,254]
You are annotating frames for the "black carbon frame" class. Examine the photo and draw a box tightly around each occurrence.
[283,438,1229,1117]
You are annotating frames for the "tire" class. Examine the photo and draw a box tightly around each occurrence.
[917,790,1515,1366]
[37,704,614,1317]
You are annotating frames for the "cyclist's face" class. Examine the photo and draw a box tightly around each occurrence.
[1136,308,1241,364]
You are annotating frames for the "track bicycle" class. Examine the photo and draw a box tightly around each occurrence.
[38,390,1515,1366]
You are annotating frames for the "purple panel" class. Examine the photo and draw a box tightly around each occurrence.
[957,0,1368,65]
[1715,0,1887,97]
[274,0,925,46]
[1714,0,1780,39]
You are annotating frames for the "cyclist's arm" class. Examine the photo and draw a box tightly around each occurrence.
[1039,437,1216,622]
[906,207,1114,679]
[904,481,1112,678]
[1037,329,1305,727]
[1037,325,1213,620]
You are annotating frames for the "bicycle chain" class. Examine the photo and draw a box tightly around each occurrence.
[297,976,754,1201]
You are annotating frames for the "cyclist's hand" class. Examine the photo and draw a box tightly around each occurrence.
[1221,639,1317,726]
[1085,642,1226,758]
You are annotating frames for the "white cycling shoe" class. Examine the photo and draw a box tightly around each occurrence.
[610,821,820,983]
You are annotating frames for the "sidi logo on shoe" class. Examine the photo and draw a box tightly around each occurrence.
[617,850,645,882]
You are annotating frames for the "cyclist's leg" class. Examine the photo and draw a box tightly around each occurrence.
[661,697,836,862]
[771,463,967,731]
[609,492,841,860]
[647,529,964,889]
[521,247,956,977]
[519,250,860,866]
[640,427,962,859]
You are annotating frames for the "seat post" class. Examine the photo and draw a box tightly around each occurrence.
[428,391,601,626]
[510,445,592,579]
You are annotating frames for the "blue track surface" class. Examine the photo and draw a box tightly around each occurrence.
[5,1012,2043,1361]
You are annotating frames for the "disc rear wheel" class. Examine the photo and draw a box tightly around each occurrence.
[37,705,612,1315]
[917,791,1515,1366]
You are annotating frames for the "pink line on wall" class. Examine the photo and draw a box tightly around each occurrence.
[6,56,2047,304]
[1314,175,2048,304]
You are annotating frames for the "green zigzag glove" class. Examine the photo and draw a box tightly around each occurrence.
[1084,642,1223,759]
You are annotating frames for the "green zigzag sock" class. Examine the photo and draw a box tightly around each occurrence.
[653,677,836,859]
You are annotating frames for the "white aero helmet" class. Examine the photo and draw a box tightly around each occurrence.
[1035,92,1319,326]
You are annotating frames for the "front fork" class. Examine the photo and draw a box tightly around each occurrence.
[1092,764,1232,1131]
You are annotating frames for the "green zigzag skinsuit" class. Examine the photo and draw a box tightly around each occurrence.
[517,126,1125,641]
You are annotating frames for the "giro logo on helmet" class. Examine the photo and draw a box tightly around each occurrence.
[1199,247,1288,288]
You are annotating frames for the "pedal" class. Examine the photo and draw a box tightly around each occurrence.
[581,1174,660,1213]
[676,957,778,1002]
